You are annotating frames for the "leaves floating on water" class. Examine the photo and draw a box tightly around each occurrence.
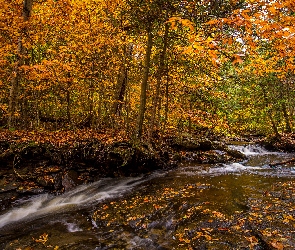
[91,179,295,249]
[32,233,48,245]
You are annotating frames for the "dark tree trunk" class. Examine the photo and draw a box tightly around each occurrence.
[261,85,280,137]
[8,0,33,128]
[137,27,153,138]
[112,61,128,117]
[66,89,71,124]
[282,102,292,133]
[148,23,169,140]
[162,69,169,134]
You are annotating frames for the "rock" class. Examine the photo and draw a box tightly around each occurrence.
[199,140,212,151]
[213,143,246,160]
[62,170,82,192]
[260,133,295,152]
[16,182,45,194]
[170,137,201,150]
[226,148,246,159]
[62,174,76,192]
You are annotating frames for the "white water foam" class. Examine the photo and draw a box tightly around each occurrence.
[229,144,276,156]
[0,176,145,229]
[207,162,262,174]
[215,162,248,172]
[175,162,263,177]
[63,221,83,232]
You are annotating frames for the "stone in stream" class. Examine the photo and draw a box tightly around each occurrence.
[62,170,82,192]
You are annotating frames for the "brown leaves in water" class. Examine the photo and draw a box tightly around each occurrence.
[31,233,59,249]
[91,179,295,249]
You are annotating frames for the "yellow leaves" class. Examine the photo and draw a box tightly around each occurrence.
[245,236,259,249]
[33,233,48,245]
[126,216,137,222]
[168,17,180,30]
[240,9,250,19]
[270,240,284,250]
[100,213,109,219]
[232,54,243,65]
[180,19,195,33]
[205,19,219,25]
[282,214,295,223]
[31,233,59,249]
[178,235,191,244]
[215,0,295,78]
[168,17,195,32]
[179,31,220,68]
[153,204,162,210]
[211,210,225,218]
[260,229,274,237]
[268,6,277,15]
[208,50,219,65]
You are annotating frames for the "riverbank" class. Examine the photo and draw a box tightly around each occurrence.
[0,129,246,208]
[260,132,295,152]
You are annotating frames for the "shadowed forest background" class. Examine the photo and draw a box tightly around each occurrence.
[1,0,295,138]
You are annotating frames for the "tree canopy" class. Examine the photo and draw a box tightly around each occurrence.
[1,0,295,137]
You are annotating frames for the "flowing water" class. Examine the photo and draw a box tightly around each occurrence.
[1,144,295,249]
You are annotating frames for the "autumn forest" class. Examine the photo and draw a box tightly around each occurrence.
[3,1,295,248]
[1,0,295,138]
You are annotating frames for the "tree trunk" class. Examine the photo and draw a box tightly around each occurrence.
[282,102,292,133]
[66,89,71,124]
[278,80,292,133]
[148,23,168,140]
[162,69,169,135]
[87,60,95,127]
[125,85,131,135]
[268,110,280,137]
[113,66,127,116]
[112,44,132,117]
[88,80,94,127]
[66,71,72,126]
[8,0,33,129]
[188,100,192,134]
[261,85,280,137]
[137,27,153,138]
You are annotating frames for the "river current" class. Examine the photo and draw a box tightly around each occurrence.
[1,144,295,249]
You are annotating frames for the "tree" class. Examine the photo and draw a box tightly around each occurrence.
[7,0,33,128]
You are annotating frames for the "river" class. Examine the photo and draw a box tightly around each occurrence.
[1,144,295,249]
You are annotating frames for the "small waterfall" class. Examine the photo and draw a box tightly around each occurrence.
[229,144,274,156]
[0,176,145,229]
